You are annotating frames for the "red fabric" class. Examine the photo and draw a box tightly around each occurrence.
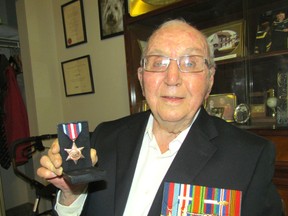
[4,65,30,164]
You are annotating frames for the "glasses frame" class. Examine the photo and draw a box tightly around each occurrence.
[140,55,211,73]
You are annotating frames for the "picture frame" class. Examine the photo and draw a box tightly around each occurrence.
[98,0,125,40]
[210,107,225,119]
[202,20,244,61]
[61,0,87,48]
[61,55,94,97]
[254,6,288,54]
[205,93,237,122]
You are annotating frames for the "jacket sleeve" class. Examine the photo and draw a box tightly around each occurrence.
[241,140,283,216]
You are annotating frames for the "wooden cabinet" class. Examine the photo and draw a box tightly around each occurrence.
[124,0,288,213]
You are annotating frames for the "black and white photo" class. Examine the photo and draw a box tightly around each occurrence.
[98,0,125,39]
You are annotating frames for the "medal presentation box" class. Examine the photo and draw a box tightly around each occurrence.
[58,121,106,184]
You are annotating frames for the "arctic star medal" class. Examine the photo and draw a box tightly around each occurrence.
[58,121,106,184]
[62,122,85,164]
[64,142,84,164]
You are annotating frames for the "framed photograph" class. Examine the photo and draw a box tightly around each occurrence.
[254,6,288,54]
[61,0,87,48]
[61,55,94,97]
[205,93,237,122]
[210,107,225,118]
[98,0,125,40]
[202,20,244,61]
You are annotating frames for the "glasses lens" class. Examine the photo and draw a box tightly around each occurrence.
[179,56,204,72]
[144,56,169,72]
[142,55,207,72]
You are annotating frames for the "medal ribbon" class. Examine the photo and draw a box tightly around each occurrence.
[63,122,82,141]
[161,183,242,216]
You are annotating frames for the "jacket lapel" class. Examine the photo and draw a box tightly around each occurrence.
[113,108,219,215]
[165,109,218,182]
[149,108,219,215]
[114,112,150,216]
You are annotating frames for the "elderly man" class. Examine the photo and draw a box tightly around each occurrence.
[38,19,282,216]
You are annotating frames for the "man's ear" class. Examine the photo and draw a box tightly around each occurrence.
[137,67,145,96]
[205,67,215,99]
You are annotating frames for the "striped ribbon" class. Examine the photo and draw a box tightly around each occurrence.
[62,122,82,141]
[161,182,242,216]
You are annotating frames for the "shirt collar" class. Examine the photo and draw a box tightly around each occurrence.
[144,109,201,152]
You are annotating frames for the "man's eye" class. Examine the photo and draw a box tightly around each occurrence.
[153,61,164,67]
[184,61,196,68]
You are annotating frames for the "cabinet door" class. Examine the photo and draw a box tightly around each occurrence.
[124,0,288,129]
[124,0,243,114]
[245,0,288,128]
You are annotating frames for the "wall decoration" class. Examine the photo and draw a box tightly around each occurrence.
[61,0,87,48]
[202,20,244,62]
[98,0,125,39]
[61,55,94,96]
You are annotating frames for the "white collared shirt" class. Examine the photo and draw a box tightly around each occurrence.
[55,111,199,216]
[123,114,193,216]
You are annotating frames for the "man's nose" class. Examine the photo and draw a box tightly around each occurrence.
[165,60,182,86]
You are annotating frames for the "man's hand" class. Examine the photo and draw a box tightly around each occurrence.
[37,139,98,205]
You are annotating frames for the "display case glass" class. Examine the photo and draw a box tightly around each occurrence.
[124,0,288,129]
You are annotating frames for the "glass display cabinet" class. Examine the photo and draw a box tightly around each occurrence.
[123,0,288,213]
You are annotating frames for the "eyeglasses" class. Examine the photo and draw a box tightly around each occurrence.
[141,55,210,73]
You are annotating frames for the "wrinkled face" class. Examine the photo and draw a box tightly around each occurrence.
[138,23,215,125]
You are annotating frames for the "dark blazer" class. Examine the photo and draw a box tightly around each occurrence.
[80,108,282,216]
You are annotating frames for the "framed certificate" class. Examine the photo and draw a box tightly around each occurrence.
[61,0,87,48]
[61,55,94,96]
